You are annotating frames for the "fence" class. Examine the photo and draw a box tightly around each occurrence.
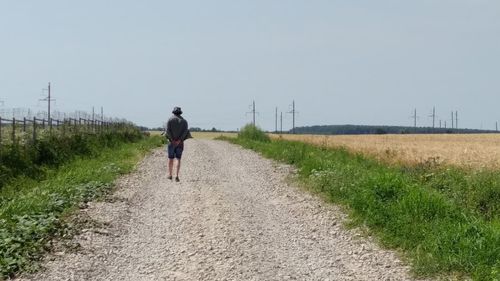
[0,116,126,145]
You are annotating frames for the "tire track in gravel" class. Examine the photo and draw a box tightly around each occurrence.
[19,139,426,281]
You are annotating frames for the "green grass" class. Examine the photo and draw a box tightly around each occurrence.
[224,128,500,280]
[0,135,163,278]
[0,125,143,189]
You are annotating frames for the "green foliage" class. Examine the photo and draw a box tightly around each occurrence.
[0,134,163,278]
[228,137,500,280]
[238,124,270,142]
[401,165,500,222]
[0,125,144,189]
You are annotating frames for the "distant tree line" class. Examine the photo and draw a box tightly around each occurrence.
[189,127,220,132]
[148,126,222,133]
[290,125,498,135]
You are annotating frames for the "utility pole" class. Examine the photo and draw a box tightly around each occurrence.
[429,106,436,128]
[287,100,297,134]
[451,111,454,129]
[280,112,283,134]
[410,108,418,128]
[48,83,52,122]
[444,121,447,129]
[101,106,104,121]
[275,107,278,133]
[252,101,255,126]
[40,82,55,126]
[496,121,498,132]
[455,110,458,129]
[246,100,257,126]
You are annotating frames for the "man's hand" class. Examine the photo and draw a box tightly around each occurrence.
[172,140,182,146]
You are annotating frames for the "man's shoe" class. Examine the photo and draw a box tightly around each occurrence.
[175,177,180,182]
[168,175,172,180]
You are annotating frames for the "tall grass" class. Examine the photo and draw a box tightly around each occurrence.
[0,130,163,278]
[227,128,500,280]
[0,125,142,189]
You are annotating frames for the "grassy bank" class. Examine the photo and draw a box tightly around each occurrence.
[224,126,500,280]
[0,125,143,189]
[0,135,163,278]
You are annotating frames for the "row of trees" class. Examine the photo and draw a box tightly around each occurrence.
[291,125,498,135]
[149,126,221,133]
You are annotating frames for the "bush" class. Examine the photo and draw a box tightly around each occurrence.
[0,125,143,190]
[238,124,270,142]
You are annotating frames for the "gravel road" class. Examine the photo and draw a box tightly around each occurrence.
[20,139,423,281]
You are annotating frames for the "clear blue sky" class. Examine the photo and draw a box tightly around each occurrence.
[1,1,499,130]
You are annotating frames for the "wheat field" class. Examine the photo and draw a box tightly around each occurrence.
[271,133,500,169]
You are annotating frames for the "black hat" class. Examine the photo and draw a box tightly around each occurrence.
[172,107,183,115]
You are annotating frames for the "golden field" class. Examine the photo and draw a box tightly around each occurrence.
[271,133,500,169]
[190,131,237,139]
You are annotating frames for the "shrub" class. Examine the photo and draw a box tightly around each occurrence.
[0,125,143,190]
[238,124,270,142]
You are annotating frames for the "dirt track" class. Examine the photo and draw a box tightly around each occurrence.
[21,139,422,281]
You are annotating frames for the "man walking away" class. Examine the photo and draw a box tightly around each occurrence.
[166,107,191,182]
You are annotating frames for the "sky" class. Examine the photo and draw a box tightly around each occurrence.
[0,0,499,131]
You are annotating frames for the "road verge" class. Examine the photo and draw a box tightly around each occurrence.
[0,135,163,279]
[220,126,500,280]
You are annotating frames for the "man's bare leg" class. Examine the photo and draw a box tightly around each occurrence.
[175,159,181,181]
[168,158,174,179]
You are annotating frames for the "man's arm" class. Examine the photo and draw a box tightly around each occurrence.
[180,119,189,141]
[166,119,174,141]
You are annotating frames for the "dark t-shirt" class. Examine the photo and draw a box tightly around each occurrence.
[166,115,189,141]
